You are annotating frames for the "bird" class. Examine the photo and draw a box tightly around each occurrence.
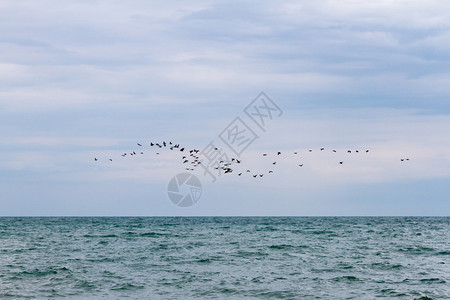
[180,148,185,152]
[269,170,273,173]
[347,150,351,153]
[273,162,276,165]
[238,173,242,176]
[332,150,337,153]
[94,158,98,161]
[294,152,298,154]
[259,174,263,177]
[320,148,324,151]
[309,149,312,152]
[299,164,303,167]
[247,170,251,172]
[253,175,257,178]
[277,152,281,155]
[109,159,112,161]
[137,143,142,146]
[339,161,343,164]
[401,159,404,161]
[150,142,154,146]
[263,154,267,156]
[366,150,369,153]
[356,150,359,153]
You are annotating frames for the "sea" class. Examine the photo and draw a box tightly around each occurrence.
[0,217,448,299]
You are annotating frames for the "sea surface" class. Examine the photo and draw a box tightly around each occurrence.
[0,217,448,299]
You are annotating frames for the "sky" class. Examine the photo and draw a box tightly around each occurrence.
[1,0,450,216]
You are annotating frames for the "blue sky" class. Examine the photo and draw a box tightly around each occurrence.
[1,0,449,216]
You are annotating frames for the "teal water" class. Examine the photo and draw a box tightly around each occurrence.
[0,217,448,299]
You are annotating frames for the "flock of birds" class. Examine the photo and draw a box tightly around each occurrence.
[93,140,412,179]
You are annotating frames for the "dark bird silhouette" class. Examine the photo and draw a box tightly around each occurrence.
[259,174,263,177]
[183,160,188,163]
[150,142,154,146]
[347,150,351,153]
[238,173,242,176]
[320,148,324,151]
[94,158,98,161]
[294,152,298,154]
[253,175,257,178]
[277,152,281,155]
[356,150,359,153]
[273,162,276,165]
[156,152,159,155]
[269,170,273,173]
[263,154,267,156]
[180,148,184,152]
[163,142,166,147]
[137,143,142,146]
[332,150,336,153]
[309,149,312,152]
[401,159,404,161]
[366,150,369,153]
[247,170,251,172]
[339,161,343,164]
[109,159,112,161]
[299,164,303,167]
[140,152,143,154]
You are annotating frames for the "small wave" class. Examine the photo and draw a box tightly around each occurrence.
[420,278,446,283]
[110,283,145,291]
[332,275,360,282]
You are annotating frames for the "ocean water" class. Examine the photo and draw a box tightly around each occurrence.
[0,217,448,299]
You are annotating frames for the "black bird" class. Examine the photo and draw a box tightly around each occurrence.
[356,150,359,153]
[238,173,242,176]
[309,149,312,152]
[94,158,98,161]
[263,153,267,156]
[294,152,298,154]
[277,152,281,155]
[163,142,166,147]
[299,164,303,167]
[253,175,257,178]
[347,150,351,153]
[273,162,276,165]
[180,148,184,152]
[156,152,159,155]
[247,170,251,172]
[140,152,143,154]
[366,150,369,153]
[183,160,188,163]
[269,170,273,173]
[339,161,343,164]
[320,148,324,151]
[109,159,112,161]
[137,143,142,146]
[150,143,154,146]
[332,150,337,153]
[401,159,404,161]
[259,174,263,177]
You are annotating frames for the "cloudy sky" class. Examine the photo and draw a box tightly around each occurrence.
[1,0,449,216]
